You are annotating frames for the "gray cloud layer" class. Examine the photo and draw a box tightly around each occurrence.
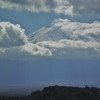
[0,0,100,16]
[0,0,57,12]
[68,0,100,16]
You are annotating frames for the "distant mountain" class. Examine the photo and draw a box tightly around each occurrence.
[27,26,69,43]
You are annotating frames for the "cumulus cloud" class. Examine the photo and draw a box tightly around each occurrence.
[52,18,100,42]
[0,22,27,47]
[0,0,100,16]
[0,22,52,59]
[1,19,100,59]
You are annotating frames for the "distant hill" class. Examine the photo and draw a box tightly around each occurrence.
[0,86,42,97]
[0,85,100,100]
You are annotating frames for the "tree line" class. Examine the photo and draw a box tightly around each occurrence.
[0,85,100,100]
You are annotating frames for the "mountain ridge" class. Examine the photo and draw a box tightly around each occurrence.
[27,26,69,43]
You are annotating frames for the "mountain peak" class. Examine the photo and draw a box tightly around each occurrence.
[27,26,68,43]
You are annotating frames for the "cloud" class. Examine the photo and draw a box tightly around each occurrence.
[52,19,100,42]
[1,19,100,59]
[55,0,100,16]
[0,22,27,47]
[0,0,74,16]
[0,43,52,59]
[27,18,100,59]
[68,0,100,16]
[0,0,100,16]
[37,40,100,59]
[0,0,57,12]
[0,22,52,59]
[54,0,73,16]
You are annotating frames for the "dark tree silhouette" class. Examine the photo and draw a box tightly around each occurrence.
[0,85,100,100]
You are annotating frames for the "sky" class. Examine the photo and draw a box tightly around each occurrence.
[0,0,100,90]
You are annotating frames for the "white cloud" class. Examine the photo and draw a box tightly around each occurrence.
[1,19,100,59]
[27,18,100,59]
[52,19,100,42]
[0,43,52,59]
[37,40,100,59]
[0,22,27,47]
[0,22,52,59]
